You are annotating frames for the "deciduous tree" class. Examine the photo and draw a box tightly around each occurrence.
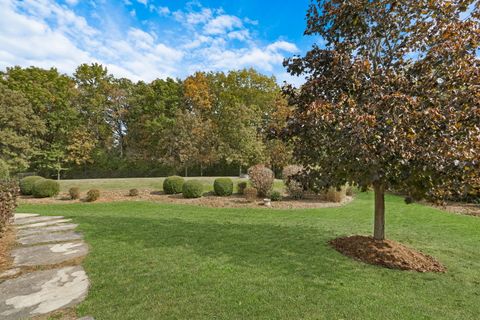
[284,0,480,240]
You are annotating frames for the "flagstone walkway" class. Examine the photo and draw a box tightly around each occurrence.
[0,213,92,320]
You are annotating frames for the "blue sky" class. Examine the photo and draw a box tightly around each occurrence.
[0,0,317,85]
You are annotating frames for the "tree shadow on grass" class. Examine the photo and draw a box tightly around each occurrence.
[76,214,356,278]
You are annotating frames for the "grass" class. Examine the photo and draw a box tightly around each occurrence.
[18,192,480,320]
[56,177,285,193]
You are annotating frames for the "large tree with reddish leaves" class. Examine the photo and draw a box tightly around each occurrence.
[284,0,480,240]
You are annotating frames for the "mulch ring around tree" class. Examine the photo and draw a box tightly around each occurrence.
[330,236,446,273]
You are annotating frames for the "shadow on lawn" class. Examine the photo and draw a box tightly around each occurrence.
[77,214,356,277]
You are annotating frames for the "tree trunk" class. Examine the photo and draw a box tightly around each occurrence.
[239,165,242,177]
[200,164,203,177]
[57,170,61,181]
[373,183,386,241]
[184,166,188,177]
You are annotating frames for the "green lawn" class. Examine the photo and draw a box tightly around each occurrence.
[57,177,284,193]
[18,193,480,320]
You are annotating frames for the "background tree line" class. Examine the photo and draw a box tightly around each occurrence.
[0,64,292,179]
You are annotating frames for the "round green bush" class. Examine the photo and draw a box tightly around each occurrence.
[163,176,185,194]
[214,178,233,196]
[0,159,9,181]
[129,188,139,197]
[32,179,60,198]
[86,189,100,202]
[20,176,45,195]
[182,180,203,199]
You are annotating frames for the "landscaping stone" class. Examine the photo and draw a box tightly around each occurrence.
[12,242,88,267]
[78,317,95,320]
[17,223,79,237]
[0,266,89,320]
[16,219,72,229]
[14,216,64,226]
[14,213,39,219]
[0,268,21,279]
[17,231,83,246]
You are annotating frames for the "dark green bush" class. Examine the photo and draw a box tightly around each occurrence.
[237,182,247,195]
[86,189,100,202]
[269,190,282,201]
[0,160,9,181]
[163,176,185,194]
[214,178,233,196]
[129,188,139,197]
[32,179,60,198]
[19,176,44,195]
[182,180,203,198]
[69,187,81,200]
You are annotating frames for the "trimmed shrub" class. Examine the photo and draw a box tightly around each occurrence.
[129,188,139,197]
[182,180,203,198]
[69,187,81,200]
[244,187,257,202]
[286,180,305,199]
[0,160,9,181]
[237,182,248,195]
[248,165,274,197]
[214,178,233,196]
[269,190,283,201]
[19,176,44,195]
[86,189,100,202]
[163,176,185,194]
[32,179,60,198]
[269,190,282,202]
[0,181,19,236]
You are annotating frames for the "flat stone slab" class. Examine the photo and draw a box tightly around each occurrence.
[14,216,64,226]
[17,224,79,237]
[14,213,39,219]
[17,231,83,246]
[12,242,88,267]
[16,219,72,229]
[0,266,89,320]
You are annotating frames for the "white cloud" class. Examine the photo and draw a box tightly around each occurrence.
[0,0,302,85]
[65,0,79,5]
[204,15,243,35]
[150,5,170,16]
[136,0,147,6]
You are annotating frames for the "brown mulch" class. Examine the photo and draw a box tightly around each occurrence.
[19,190,353,209]
[330,235,446,273]
[0,226,16,273]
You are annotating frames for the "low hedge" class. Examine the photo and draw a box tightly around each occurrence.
[32,179,60,198]
[214,178,233,196]
[163,176,185,194]
[183,180,203,198]
[20,176,44,195]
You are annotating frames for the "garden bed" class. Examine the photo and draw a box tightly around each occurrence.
[18,190,353,209]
